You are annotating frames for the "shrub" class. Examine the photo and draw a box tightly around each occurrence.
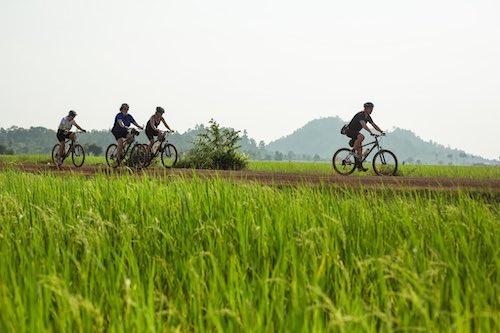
[177,119,248,170]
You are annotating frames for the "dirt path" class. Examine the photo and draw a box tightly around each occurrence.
[1,162,500,192]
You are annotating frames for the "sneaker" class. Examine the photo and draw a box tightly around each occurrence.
[355,157,368,172]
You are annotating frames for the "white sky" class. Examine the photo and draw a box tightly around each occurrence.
[1,0,499,160]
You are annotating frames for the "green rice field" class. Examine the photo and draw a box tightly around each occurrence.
[0,167,498,332]
[1,155,500,179]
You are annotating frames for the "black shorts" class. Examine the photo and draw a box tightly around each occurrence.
[112,128,128,140]
[146,127,159,141]
[345,129,360,140]
[57,130,71,142]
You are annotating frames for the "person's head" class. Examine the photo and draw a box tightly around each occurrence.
[156,106,165,115]
[68,110,77,119]
[120,103,129,113]
[363,102,374,114]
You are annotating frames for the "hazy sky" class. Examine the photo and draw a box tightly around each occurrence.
[1,0,499,159]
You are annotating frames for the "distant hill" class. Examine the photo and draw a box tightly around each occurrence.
[1,118,498,166]
[265,117,497,166]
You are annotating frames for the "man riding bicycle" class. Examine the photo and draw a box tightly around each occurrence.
[56,110,86,165]
[343,102,385,171]
[145,106,173,155]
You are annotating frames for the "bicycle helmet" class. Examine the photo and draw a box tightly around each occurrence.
[363,102,374,108]
[156,106,165,114]
[120,103,129,111]
[68,110,77,117]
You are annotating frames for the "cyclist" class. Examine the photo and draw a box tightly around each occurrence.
[344,102,385,171]
[56,110,86,165]
[145,106,173,155]
[111,103,143,161]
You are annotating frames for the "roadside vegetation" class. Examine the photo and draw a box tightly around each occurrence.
[0,170,498,332]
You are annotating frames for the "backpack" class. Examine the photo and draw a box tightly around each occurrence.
[340,124,349,135]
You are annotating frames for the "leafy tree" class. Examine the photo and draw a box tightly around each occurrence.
[177,119,248,170]
[0,144,14,155]
[86,143,103,156]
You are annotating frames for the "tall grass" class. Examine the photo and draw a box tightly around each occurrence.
[0,170,498,332]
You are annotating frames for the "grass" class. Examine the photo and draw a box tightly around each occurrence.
[0,170,498,332]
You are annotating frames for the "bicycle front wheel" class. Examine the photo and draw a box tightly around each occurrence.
[161,143,178,168]
[332,148,356,175]
[129,144,148,169]
[372,149,398,176]
[106,144,120,168]
[51,144,61,165]
[71,144,85,167]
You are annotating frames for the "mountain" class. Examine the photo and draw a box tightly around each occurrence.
[265,117,497,166]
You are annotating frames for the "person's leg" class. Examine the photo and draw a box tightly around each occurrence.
[148,138,154,155]
[116,138,124,160]
[353,133,364,160]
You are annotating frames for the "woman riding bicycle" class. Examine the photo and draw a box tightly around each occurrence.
[111,103,143,161]
[344,102,385,171]
[56,110,86,165]
[145,106,173,155]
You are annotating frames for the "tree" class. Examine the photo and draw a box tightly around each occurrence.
[177,119,248,170]
[0,144,14,155]
[86,144,103,156]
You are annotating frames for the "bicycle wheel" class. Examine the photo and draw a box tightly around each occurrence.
[51,144,61,165]
[372,149,398,176]
[129,144,148,169]
[161,143,178,168]
[71,144,85,167]
[332,148,356,175]
[106,144,120,168]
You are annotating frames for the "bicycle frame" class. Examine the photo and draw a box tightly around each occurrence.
[354,136,383,162]
[60,132,83,159]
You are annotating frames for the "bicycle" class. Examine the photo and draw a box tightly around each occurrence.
[105,129,147,169]
[332,134,398,176]
[51,131,86,167]
[143,130,178,168]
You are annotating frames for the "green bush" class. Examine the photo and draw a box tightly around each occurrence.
[177,119,248,170]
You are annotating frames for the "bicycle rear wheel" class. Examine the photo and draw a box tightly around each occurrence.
[51,144,61,165]
[332,148,356,175]
[105,144,120,168]
[71,144,85,167]
[372,149,398,176]
[161,143,178,168]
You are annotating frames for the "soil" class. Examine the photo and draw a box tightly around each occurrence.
[1,161,500,193]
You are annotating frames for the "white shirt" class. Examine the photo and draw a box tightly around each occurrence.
[58,116,77,131]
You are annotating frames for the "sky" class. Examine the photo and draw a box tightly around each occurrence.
[1,0,499,160]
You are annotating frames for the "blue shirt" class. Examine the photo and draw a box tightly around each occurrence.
[112,112,136,132]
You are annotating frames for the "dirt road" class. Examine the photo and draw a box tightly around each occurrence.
[2,162,500,192]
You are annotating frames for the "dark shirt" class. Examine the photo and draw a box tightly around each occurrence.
[347,111,373,132]
[112,112,136,132]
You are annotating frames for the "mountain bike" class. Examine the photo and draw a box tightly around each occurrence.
[105,129,147,169]
[143,130,178,168]
[51,131,86,167]
[332,134,398,176]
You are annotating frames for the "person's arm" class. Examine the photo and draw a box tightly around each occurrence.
[161,117,172,131]
[116,114,127,128]
[128,115,143,129]
[359,120,374,135]
[74,123,86,132]
[371,122,384,134]
[132,120,143,130]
